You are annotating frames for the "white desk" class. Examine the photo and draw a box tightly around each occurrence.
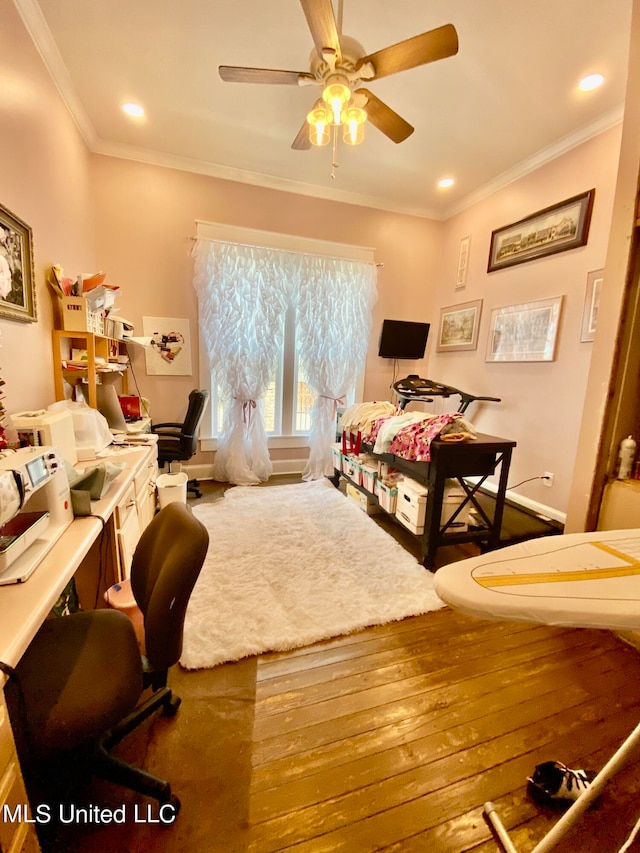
[434,529,640,853]
[0,443,157,853]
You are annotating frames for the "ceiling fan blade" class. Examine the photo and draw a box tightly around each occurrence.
[291,119,312,150]
[356,23,458,80]
[299,0,342,62]
[219,66,316,85]
[355,89,414,143]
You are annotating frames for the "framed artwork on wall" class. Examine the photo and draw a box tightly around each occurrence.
[436,299,483,352]
[0,202,37,322]
[455,235,471,290]
[580,268,604,342]
[486,295,563,362]
[487,190,595,273]
[142,316,193,376]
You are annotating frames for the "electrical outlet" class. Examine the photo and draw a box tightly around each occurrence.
[542,472,554,487]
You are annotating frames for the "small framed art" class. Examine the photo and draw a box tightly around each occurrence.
[436,299,482,353]
[455,235,471,290]
[486,296,563,362]
[580,268,603,342]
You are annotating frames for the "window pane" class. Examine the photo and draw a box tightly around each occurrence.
[295,361,314,433]
[214,379,277,435]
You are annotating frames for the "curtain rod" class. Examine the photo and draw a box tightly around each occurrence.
[188,235,384,267]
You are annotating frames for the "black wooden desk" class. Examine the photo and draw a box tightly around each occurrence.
[365,433,516,570]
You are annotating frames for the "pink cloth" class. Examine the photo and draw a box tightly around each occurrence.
[389,413,457,462]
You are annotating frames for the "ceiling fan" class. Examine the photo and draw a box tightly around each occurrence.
[219,0,458,151]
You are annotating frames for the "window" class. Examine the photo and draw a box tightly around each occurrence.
[201,318,345,443]
[195,221,374,452]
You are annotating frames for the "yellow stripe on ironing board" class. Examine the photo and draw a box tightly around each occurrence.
[474,541,640,588]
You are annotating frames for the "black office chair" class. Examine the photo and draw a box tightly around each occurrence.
[152,389,210,498]
[5,502,209,819]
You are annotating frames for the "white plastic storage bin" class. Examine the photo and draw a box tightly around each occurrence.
[330,442,343,471]
[395,478,428,534]
[360,462,377,494]
[375,479,398,514]
[344,456,363,486]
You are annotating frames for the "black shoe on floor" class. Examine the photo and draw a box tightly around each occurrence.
[527,761,597,809]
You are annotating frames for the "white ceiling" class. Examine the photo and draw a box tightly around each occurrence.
[16,0,633,219]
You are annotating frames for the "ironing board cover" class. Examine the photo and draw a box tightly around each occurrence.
[433,529,640,631]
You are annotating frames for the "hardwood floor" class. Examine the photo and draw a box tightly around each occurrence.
[38,478,640,852]
[247,612,640,853]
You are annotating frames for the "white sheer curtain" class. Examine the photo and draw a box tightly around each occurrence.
[192,239,289,485]
[193,236,376,485]
[294,255,377,480]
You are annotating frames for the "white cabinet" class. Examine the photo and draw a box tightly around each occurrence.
[114,453,158,581]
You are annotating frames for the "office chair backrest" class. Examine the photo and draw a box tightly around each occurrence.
[130,502,209,672]
[179,389,210,457]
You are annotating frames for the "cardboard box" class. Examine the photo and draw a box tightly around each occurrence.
[330,442,343,471]
[360,462,377,494]
[375,479,398,514]
[346,483,379,515]
[60,297,104,334]
[344,456,363,485]
[395,478,428,532]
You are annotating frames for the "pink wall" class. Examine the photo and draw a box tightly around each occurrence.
[429,126,622,515]
[90,155,443,463]
[0,3,624,513]
[0,0,95,414]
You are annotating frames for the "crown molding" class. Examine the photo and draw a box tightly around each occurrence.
[13,0,97,146]
[90,138,442,219]
[440,105,625,220]
[15,0,625,223]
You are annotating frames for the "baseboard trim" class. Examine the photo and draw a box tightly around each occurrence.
[163,459,308,483]
[466,478,566,525]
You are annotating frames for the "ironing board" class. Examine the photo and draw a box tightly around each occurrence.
[433,529,640,853]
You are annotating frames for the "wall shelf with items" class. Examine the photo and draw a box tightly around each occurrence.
[52,330,130,408]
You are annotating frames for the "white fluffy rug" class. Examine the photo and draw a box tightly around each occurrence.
[180,479,444,669]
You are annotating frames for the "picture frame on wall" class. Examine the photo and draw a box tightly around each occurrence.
[487,189,595,273]
[0,202,37,323]
[455,235,471,290]
[486,295,563,362]
[436,299,483,352]
[580,268,604,342]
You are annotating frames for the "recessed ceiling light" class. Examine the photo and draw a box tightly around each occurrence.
[578,73,605,92]
[122,102,145,117]
[438,177,455,189]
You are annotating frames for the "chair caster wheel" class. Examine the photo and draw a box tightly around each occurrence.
[163,694,182,717]
[167,793,181,817]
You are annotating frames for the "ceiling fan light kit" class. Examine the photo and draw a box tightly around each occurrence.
[218,0,459,174]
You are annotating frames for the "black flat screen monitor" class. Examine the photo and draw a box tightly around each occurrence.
[378,319,430,360]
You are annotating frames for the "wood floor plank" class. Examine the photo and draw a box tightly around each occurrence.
[250,655,635,791]
[249,701,640,853]
[256,615,545,682]
[251,631,623,738]
[251,642,625,768]
[255,622,562,698]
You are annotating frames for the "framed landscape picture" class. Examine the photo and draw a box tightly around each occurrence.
[0,202,37,322]
[487,190,595,273]
[486,296,563,362]
[436,299,483,352]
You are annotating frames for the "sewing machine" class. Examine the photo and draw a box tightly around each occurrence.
[0,446,74,585]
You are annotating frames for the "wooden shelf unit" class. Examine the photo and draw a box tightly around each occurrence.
[52,330,129,408]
